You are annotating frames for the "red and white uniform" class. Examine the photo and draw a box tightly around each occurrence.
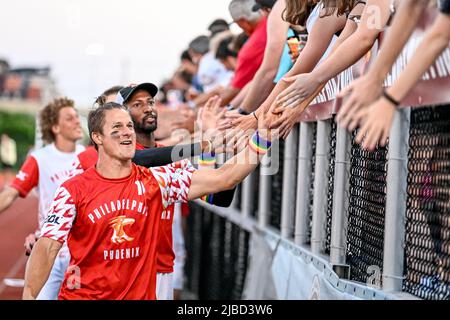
[11,143,85,230]
[40,161,194,300]
[10,143,85,299]
[77,146,97,171]
[76,142,184,299]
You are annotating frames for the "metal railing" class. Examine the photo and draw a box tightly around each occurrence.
[184,10,450,299]
[184,102,450,300]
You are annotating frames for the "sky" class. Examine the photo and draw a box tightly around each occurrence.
[0,0,236,107]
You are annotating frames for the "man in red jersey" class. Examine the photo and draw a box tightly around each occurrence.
[77,83,232,299]
[23,101,275,299]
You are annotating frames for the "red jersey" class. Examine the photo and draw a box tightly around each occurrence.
[135,141,149,151]
[76,142,180,273]
[10,143,85,230]
[40,161,194,300]
[230,17,267,89]
[77,146,98,171]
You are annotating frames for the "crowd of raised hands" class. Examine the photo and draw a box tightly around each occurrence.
[155,0,450,155]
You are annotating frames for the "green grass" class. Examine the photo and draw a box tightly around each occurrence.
[0,110,36,170]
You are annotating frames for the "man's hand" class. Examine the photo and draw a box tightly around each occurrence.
[337,74,384,129]
[223,113,259,151]
[24,233,38,256]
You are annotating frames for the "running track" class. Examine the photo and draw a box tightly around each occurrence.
[0,173,38,300]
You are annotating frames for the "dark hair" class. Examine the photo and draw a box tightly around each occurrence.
[94,85,124,107]
[321,0,356,17]
[208,18,229,37]
[174,70,193,85]
[39,97,75,144]
[231,32,248,52]
[282,0,313,26]
[180,50,193,63]
[216,37,237,60]
[88,102,128,149]
[283,0,355,26]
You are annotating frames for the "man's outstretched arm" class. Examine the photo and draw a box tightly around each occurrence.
[188,118,274,200]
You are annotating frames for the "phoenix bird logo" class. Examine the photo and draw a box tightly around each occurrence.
[109,216,135,244]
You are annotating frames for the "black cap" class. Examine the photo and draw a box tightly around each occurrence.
[252,0,276,12]
[116,83,158,105]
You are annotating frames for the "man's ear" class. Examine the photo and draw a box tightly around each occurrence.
[91,132,103,147]
[52,124,60,137]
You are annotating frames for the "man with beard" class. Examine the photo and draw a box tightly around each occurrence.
[115,83,159,150]
[116,83,194,299]
[77,83,234,299]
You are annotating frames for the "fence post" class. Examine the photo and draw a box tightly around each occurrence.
[258,153,272,227]
[311,120,331,254]
[330,124,351,277]
[242,173,254,219]
[383,107,410,292]
[295,122,314,245]
[281,125,299,239]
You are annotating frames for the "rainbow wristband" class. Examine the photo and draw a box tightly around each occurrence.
[199,152,216,167]
[201,193,214,204]
[249,131,271,155]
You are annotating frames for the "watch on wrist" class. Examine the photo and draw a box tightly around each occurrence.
[237,107,250,115]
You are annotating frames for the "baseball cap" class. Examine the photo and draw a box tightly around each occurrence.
[116,83,158,105]
[252,0,276,12]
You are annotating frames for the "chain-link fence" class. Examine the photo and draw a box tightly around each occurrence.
[184,103,449,300]
[346,131,388,285]
[403,104,450,300]
[185,203,250,300]
[307,122,317,244]
[325,117,337,253]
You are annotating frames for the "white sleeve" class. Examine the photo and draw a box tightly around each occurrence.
[150,159,195,208]
[40,186,77,244]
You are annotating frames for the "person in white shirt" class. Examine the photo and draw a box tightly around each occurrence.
[189,28,234,93]
[0,97,84,299]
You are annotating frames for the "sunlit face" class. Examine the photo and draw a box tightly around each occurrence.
[53,107,83,142]
[93,108,136,161]
[125,90,158,134]
[235,19,252,36]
